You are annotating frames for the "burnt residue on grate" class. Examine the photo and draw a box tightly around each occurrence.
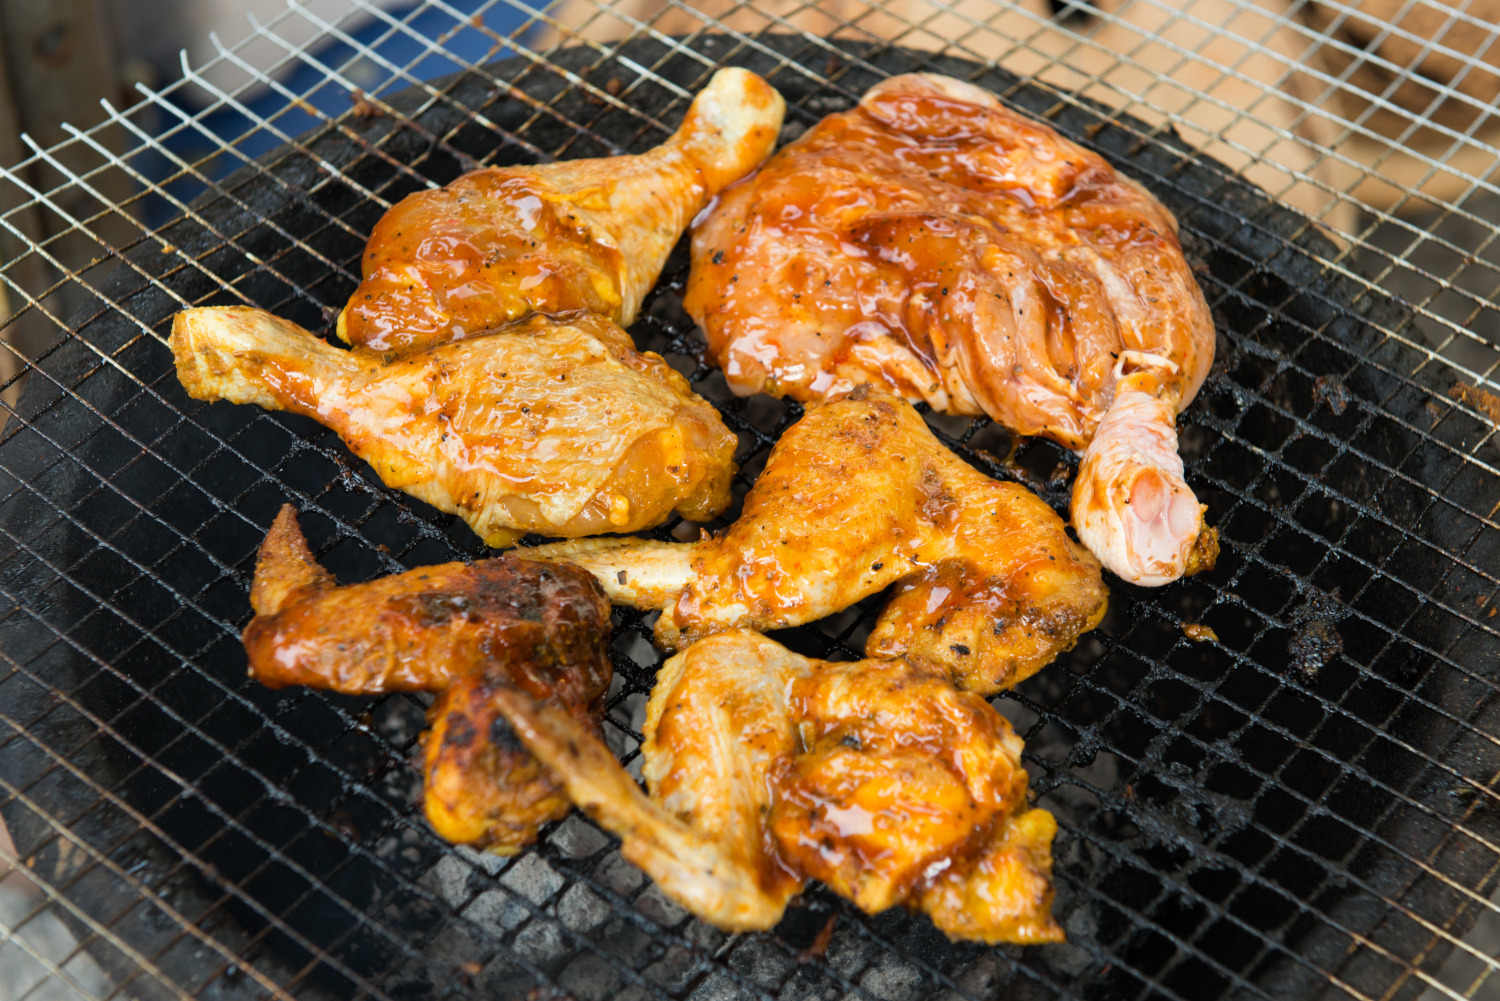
[1285,587,1348,681]
[0,32,1498,1001]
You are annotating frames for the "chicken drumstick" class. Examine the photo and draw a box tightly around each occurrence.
[340,66,786,353]
[172,307,737,547]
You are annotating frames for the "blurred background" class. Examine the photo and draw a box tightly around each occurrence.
[4,0,1499,403]
[0,0,529,407]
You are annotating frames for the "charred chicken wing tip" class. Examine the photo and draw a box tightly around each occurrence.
[249,504,334,616]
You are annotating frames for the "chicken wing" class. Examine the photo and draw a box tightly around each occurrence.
[490,630,1062,944]
[172,306,737,547]
[340,67,785,353]
[528,388,1107,694]
[423,663,599,851]
[685,72,1218,585]
[244,505,612,853]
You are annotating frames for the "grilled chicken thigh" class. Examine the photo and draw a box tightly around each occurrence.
[244,505,612,852]
[172,306,737,547]
[530,389,1107,694]
[686,72,1217,585]
[340,67,785,354]
[491,631,1062,943]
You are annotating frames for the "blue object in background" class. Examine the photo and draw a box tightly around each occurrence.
[138,0,533,228]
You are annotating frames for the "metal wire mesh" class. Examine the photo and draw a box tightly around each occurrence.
[0,2,1498,1000]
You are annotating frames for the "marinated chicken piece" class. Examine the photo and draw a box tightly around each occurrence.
[423,661,602,851]
[491,631,1063,944]
[172,306,737,547]
[1072,367,1220,583]
[245,506,611,696]
[529,389,1107,694]
[244,505,612,852]
[502,632,806,930]
[340,67,785,353]
[685,73,1217,585]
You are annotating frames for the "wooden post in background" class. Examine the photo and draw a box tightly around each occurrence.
[0,0,136,415]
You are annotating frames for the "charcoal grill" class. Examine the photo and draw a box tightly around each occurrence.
[1,2,1499,999]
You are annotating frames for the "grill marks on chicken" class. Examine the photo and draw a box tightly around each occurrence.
[490,631,1062,944]
[244,505,612,853]
[686,72,1217,585]
[529,390,1108,695]
[171,307,737,547]
[340,67,785,354]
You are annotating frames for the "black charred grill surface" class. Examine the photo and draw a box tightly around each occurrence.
[0,33,1497,1001]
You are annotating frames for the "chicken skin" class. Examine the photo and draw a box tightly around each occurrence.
[490,631,1063,944]
[340,67,785,354]
[244,505,612,853]
[685,73,1218,586]
[423,664,596,851]
[529,389,1107,695]
[171,306,737,547]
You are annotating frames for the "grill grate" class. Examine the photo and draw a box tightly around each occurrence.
[1,3,1499,1000]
